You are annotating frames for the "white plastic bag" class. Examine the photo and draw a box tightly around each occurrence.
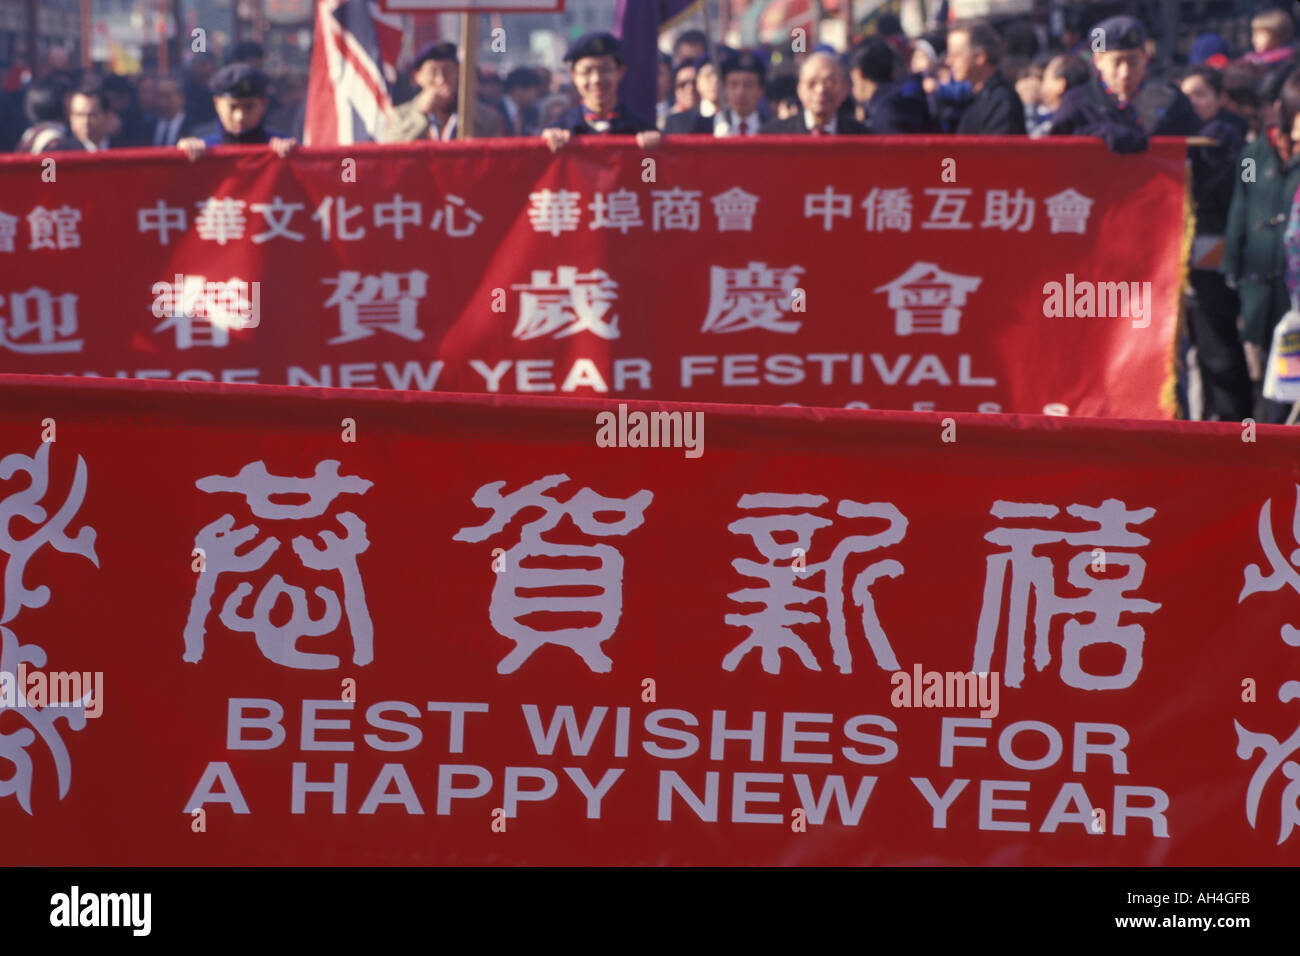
[1263,309,1300,402]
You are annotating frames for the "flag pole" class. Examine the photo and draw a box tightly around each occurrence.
[458,12,478,140]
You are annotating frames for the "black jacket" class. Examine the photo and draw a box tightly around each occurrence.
[759,112,869,135]
[1189,109,1248,236]
[863,75,934,134]
[955,71,1025,134]
[663,107,712,134]
[1049,76,1198,153]
[552,103,654,136]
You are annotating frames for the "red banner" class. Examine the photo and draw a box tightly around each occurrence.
[0,138,1184,417]
[1,375,1295,865]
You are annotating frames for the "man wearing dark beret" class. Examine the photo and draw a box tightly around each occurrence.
[542,32,660,151]
[1048,15,1197,151]
[176,63,297,160]
[383,41,503,142]
[709,52,767,136]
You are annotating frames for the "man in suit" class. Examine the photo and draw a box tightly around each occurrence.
[382,42,504,142]
[499,67,543,136]
[67,83,111,151]
[149,76,195,146]
[711,52,767,136]
[760,52,868,135]
[663,57,704,133]
[664,52,766,135]
[947,19,1026,134]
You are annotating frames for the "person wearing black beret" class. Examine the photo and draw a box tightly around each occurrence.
[542,32,660,151]
[1048,14,1197,151]
[176,63,297,160]
[708,52,767,136]
[383,41,504,142]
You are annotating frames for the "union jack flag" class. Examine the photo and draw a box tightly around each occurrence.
[304,0,404,146]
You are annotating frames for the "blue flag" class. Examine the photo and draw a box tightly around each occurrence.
[614,0,701,125]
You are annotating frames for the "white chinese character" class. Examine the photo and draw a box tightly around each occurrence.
[151,274,257,331]
[588,189,644,233]
[527,189,583,236]
[194,197,247,245]
[249,196,306,243]
[0,441,98,814]
[510,266,620,340]
[1239,484,1300,645]
[921,188,973,230]
[873,261,982,335]
[137,200,187,245]
[701,262,805,334]
[0,211,18,252]
[651,187,702,231]
[711,186,759,231]
[724,493,906,674]
[322,270,428,345]
[453,474,653,673]
[183,460,374,669]
[972,499,1161,690]
[153,307,232,349]
[1045,188,1094,234]
[312,196,366,241]
[1235,681,1300,845]
[862,187,912,232]
[0,287,82,354]
[982,189,1035,232]
[1234,486,1300,844]
[27,205,81,250]
[804,186,852,231]
[374,193,421,239]
[429,195,483,237]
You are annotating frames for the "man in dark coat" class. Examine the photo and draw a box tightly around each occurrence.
[542,33,660,151]
[1048,15,1197,151]
[946,19,1025,134]
[850,36,932,133]
[1223,70,1300,424]
[1181,65,1253,420]
[175,64,297,160]
[759,52,868,135]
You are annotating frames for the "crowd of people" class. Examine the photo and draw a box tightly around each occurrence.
[6,7,1300,422]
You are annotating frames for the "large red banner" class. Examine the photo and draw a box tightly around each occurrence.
[0,375,1295,865]
[0,138,1184,417]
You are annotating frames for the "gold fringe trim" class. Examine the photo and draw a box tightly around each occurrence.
[1166,152,1197,419]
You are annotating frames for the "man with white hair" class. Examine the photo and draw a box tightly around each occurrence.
[947,19,1025,134]
[760,52,867,134]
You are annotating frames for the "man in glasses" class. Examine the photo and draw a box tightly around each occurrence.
[542,32,661,151]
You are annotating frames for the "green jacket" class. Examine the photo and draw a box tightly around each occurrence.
[1222,135,1300,347]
